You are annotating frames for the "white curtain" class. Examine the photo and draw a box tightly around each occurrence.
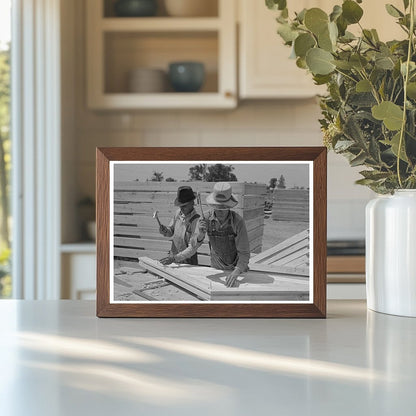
[12,0,61,299]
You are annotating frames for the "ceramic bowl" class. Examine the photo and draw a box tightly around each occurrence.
[164,0,217,17]
[128,68,167,93]
[114,0,158,17]
[168,62,205,92]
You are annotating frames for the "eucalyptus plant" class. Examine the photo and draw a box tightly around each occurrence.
[266,0,416,193]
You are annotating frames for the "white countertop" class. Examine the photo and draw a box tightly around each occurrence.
[0,300,415,415]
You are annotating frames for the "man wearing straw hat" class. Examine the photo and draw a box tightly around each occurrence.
[197,182,250,287]
[159,186,205,266]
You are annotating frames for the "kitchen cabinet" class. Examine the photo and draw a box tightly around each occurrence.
[239,0,325,99]
[238,0,404,99]
[86,0,237,109]
[61,245,96,300]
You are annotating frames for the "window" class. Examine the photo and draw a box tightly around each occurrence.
[0,0,11,298]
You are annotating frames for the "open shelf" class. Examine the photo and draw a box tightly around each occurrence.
[87,0,236,109]
[103,0,219,18]
[101,17,221,31]
[104,31,218,94]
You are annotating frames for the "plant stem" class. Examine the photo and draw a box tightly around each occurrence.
[397,0,415,188]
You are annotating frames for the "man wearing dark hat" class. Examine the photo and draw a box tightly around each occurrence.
[159,186,204,266]
[197,182,250,287]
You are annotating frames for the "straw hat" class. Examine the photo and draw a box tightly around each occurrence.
[206,182,238,208]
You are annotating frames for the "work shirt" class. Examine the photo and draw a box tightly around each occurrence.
[198,210,250,272]
[162,208,200,264]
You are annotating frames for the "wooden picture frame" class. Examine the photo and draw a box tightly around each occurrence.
[96,147,327,318]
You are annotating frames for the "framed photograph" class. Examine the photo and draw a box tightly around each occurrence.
[96,147,327,318]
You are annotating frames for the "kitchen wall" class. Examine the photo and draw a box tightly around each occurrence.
[61,0,374,243]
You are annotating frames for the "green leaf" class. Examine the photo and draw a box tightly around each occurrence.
[304,8,329,35]
[403,0,410,10]
[277,23,298,43]
[342,0,364,24]
[385,132,409,162]
[318,27,334,52]
[350,151,368,167]
[356,79,372,92]
[294,33,316,58]
[313,74,332,85]
[371,29,380,42]
[266,0,287,11]
[334,140,355,151]
[296,8,307,23]
[375,55,395,70]
[350,54,368,70]
[333,60,352,70]
[296,57,308,69]
[385,4,404,18]
[339,31,356,43]
[372,101,404,131]
[360,170,391,180]
[407,82,416,99]
[330,5,342,22]
[306,48,335,75]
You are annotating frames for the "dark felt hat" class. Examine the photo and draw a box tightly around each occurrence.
[174,186,196,206]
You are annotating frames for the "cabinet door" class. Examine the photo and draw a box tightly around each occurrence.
[239,0,326,99]
[239,0,404,99]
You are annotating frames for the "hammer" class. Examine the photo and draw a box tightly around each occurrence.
[197,192,205,219]
[153,210,162,227]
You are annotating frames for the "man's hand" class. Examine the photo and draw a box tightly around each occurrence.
[225,268,241,288]
[160,256,175,266]
[159,224,169,236]
[197,219,208,241]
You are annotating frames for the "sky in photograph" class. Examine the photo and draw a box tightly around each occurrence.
[114,162,310,188]
[0,0,11,49]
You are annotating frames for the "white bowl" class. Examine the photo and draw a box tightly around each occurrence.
[164,0,217,17]
[128,68,167,93]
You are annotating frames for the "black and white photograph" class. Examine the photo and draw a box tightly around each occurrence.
[110,161,313,303]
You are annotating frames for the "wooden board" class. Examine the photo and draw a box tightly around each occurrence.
[249,229,309,264]
[115,181,267,195]
[138,257,309,301]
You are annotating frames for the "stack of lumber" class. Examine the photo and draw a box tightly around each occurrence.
[138,257,309,301]
[113,181,266,267]
[272,189,309,222]
[249,229,309,273]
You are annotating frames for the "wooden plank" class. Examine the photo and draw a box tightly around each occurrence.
[248,262,309,278]
[139,257,309,301]
[271,247,310,267]
[114,236,212,255]
[115,181,267,194]
[114,276,133,288]
[132,290,157,301]
[249,235,263,253]
[285,255,309,268]
[249,229,309,264]
[138,257,212,300]
[245,216,264,232]
[114,258,142,269]
[247,225,264,242]
[261,239,309,265]
[114,247,170,259]
[240,195,266,210]
[115,237,172,251]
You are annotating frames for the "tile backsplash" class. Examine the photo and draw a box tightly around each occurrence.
[72,100,374,241]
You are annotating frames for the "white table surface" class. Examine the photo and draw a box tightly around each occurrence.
[0,300,415,416]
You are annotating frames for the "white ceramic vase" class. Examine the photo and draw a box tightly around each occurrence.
[366,190,416,317]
